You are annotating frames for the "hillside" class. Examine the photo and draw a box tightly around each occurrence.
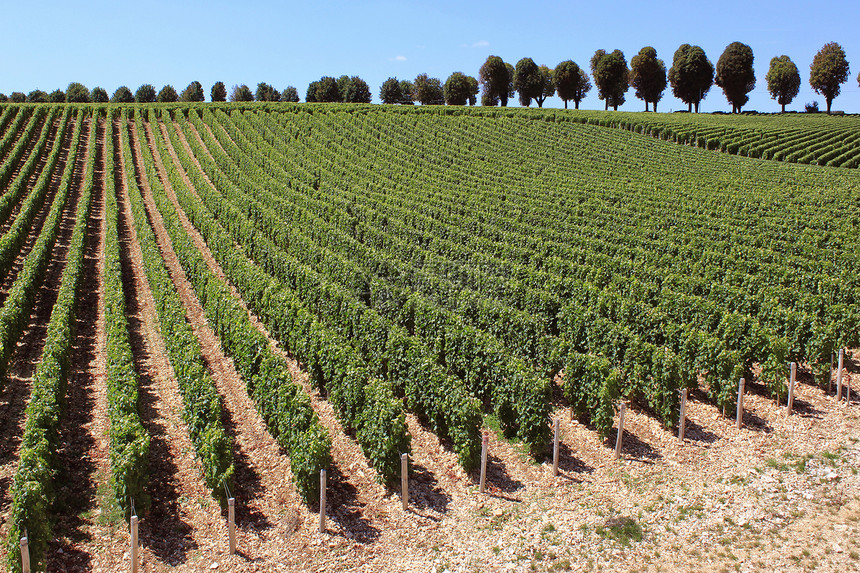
[0,103,857,572]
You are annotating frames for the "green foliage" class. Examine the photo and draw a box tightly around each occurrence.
[0,93,7,102]
[514,57,543,107]
[715,42,756,113]
[590,49,629,110]
[210,81,227,102]
[27,89,48,103]
[134,84,156,103]
[157,85,178,103]
[766,56,801,112]
[630,47,667,111]
[398,80,414,104]
[90,86,109,103]
[255,82,280,102]
[809,42,850,113]
[344,77,372,103]
[379,77,403,104]
[10,92,26,103]
[66,82,90,103]
[229,84,254,102]
[280,86,299,103]
[479,55,511,107]
[180,81,205,102]
[443,72,478,106]
[668,44,714,113]
[111,86,134,103]
[534,65,555,108]
[413,73,444,105]
[48,89,65,103]
[308,76,339,103]
[6,109,89,572]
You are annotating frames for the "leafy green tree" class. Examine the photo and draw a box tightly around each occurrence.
[229,84,254,102]
[157,85,178,102]
[590,49,629,110]
[514,57,543,107]
[630,47,667,111]
[379,77,403,104]
[398,80,414,105]
[91,87,109,103]
[715,42,756,113]
[505,62,515,103]
[534,65,554,108]
[135,84,156,103]
[180,81,205,102]
[255,82,280,102]
[554,60,590,109]
[280,86,299,102]
[27,90,48,103]
[479,55,512,107]
[766,55,801,112]
[112,86,134,103]
[305,81,319,102]
[345,77,371,103]
[66,82,90,103]
[668,44,714,113]
[10,92,26,103]
[211,81,227,102]
[49,89,66,103]
[309,76,339,102]
[0,94,7,103]
[336,75,351,101]
[413,73,444,105]
[466,76,479,105]
[443,72,478,105]
[809,42,850,113]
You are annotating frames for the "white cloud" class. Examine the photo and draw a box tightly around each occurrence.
[389,55,407,62]
[461,40,490,48]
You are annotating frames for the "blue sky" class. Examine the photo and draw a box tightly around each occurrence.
[2,0,858,112]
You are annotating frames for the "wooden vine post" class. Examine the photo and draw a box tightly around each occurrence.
[20,530,30,573]
[401,453,408,511]
[228,497,236,554]
[836,348,844,401]
[678,389,688,443]
[552,418,560,476]
[479,432,489,494]
[319,469,327,533]
[614,402,626,460]
[736,378,745,429]
[130,514,139,573]
[787,362,797,415]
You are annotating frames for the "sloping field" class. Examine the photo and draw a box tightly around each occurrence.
[0,103,858,572]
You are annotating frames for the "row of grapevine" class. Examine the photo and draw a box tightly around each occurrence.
[0,109,77,382]
[103,113,151,515]
[118,110,234,497]
[200,108,549,455]
[160,110,413,481]
[5,108,92,572]
[137,110,332,502]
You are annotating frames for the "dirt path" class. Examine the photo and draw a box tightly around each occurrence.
[114,118,224,572]
[0,116,88,562]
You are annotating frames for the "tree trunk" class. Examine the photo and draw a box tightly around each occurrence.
[564,100,568,109]
[575,100,579,110]
[781,103,786,113]
[605,101,609,111]
[645,101,648,112]
[613,104,618,111]
[688,102,692,112]
[826,98,832,113]
[654,101,658,113]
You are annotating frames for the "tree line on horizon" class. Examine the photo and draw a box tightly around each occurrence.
[0,42,854,114]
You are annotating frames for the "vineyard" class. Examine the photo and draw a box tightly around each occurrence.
[0,102,858,572]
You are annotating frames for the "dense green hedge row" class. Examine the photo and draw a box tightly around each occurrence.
[0,108,78,383]
[0,106,36,185]
[119,110,234,499]
[140,110,332,502]
[103,113,150,515]
[6,108,91,572]
[176,110,483,466]
[161,111,412,482]
[200,108,548,456]
[0,107,57,229]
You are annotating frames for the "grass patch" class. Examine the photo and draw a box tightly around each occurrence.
[596,516,643,546]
